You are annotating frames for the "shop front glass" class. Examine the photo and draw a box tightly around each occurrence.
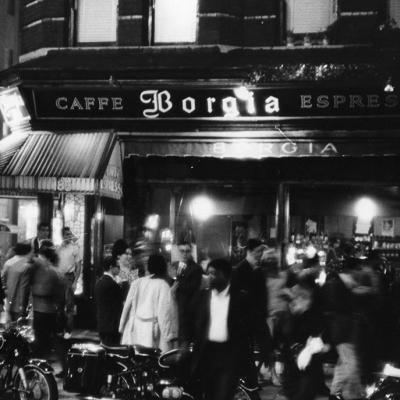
[0,197,38,267]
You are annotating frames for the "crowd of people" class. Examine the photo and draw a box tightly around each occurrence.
[0,222,397,400]
[0,223,81,377]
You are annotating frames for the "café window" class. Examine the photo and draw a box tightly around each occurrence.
[76,0,117,44]
[154,0,197,44]
[390,0,400,26]
[286,0,337,34]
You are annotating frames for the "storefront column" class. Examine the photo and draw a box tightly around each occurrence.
[169,189,176,239]
[275,183,290,266]
[37,193,53,227]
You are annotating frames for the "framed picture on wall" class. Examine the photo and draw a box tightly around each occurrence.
[382,218,395,237]
[231,221,248,264]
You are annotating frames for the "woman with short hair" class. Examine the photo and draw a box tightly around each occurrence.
[119,253,178,352]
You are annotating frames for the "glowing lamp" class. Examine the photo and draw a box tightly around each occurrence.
[190,196,214,221]
[354,197,377,222]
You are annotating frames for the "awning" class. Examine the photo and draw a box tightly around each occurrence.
[123,138,400,159]
[0,131,122,198]
[0,131,29,172]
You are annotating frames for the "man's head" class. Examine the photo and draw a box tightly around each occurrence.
[14,242,32,257]
[62,226,75,244]
[178,242,192,263]
[103,256,120,277]
[37,222,50,240]
[208,258,232,292]
[246,238,265,266]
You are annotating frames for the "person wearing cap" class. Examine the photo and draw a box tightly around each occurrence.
[231,238,271,390]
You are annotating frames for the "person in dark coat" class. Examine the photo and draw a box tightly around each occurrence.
[231,238,271,389]
[94,256,123,346]
[322,261,363,400]
[276,282,329,400]
[183,258,254,400]
[172,241,202,340]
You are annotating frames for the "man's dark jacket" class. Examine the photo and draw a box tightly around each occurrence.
[174,259,202,331]
[94,274,123,335]
[231,259,270,354]
[183,287,254,376]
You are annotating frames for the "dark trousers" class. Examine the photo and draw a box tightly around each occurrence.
[282,356,322,400]
[33,311,67,371]
[200,341,239,400]
[99,332,121,346]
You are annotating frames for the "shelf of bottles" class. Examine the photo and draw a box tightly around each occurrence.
[372,236,400,260]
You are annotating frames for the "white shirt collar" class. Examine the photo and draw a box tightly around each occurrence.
[212,284,230,297]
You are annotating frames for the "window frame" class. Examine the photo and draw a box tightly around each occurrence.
[151,0,199,45]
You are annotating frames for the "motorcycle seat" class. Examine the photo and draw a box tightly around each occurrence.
[102,344,135,357]
[133,345,161,357]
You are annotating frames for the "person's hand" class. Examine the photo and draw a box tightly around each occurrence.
[171,280,179,297]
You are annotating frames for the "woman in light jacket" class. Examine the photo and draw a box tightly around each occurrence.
[119,253,178,352]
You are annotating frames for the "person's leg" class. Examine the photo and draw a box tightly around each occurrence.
[64,273,75,335]
[33,311,51,357]
[210,367,239,400]
[332,343,363,400]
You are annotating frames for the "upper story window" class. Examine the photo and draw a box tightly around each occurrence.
[154,0,197,44]
[77,0,118,44]
[389,0,400,26]
[287,0,337,35]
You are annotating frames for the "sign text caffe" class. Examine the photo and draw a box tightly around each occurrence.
[28,87,400,121]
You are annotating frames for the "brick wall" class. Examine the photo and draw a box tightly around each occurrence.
[21,0,67,55]
[18,0,384,56]
[118,0,144,45]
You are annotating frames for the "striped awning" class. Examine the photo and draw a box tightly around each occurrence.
[0,131,120,197]
[0,131,29,172]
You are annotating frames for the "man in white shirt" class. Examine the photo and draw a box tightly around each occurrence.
[57,227,82,338]
[184,259,254,400]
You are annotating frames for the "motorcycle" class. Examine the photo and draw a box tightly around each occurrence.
[64,342,261,400]
[366,363,400,399]
[0,319,58,400]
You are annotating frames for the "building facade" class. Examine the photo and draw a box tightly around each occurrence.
[1,0,400,326]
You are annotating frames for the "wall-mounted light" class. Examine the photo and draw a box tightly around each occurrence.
[190,196,214,221]
[384,77,395,93]
[355,197,377,222]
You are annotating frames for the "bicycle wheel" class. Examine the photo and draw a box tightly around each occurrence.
[14,365,58,400]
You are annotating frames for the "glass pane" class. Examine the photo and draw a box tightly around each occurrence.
[77,0,117,43]
[287,0,337,34]
[390,0,400,26]
[154,0,197,43]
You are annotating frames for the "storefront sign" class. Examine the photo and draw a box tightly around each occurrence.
[100,144,123,199]
[125,139,400,158]
[28,87,400,121]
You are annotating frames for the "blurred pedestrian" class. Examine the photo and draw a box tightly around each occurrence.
[322,259,363,400]
[1,242,32,322]
[31,240,66,374]
[275,282,329,400]
[119,254,178,352]
[94,256,123,346]
[232,238,271,390]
